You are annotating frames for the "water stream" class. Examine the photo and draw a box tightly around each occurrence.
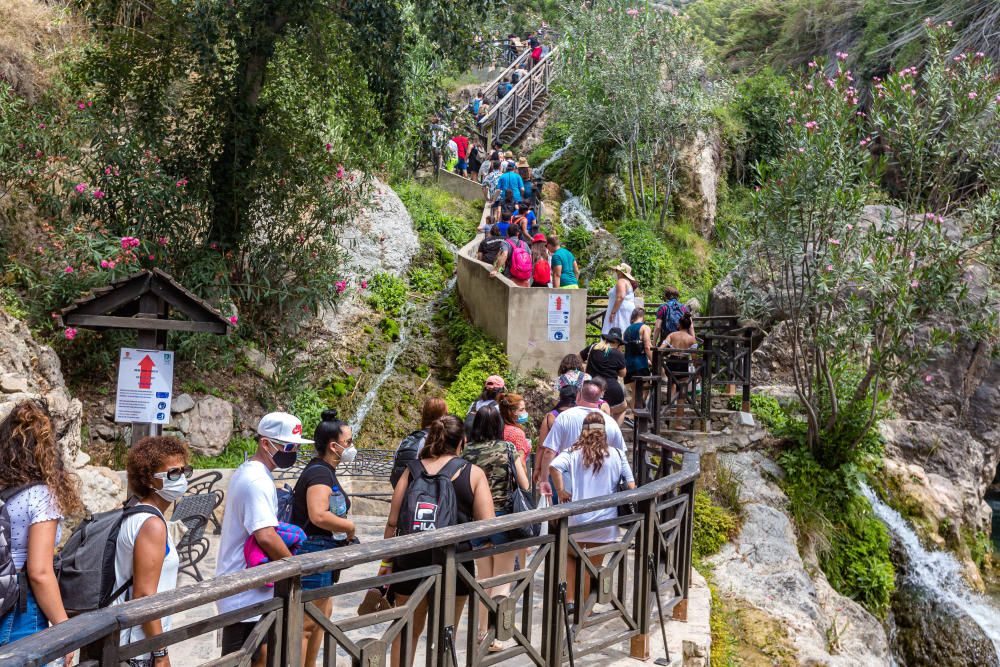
[533,134,573,179]
[860,483,1000,657]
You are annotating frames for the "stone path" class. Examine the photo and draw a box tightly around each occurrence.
[166,517,709,666]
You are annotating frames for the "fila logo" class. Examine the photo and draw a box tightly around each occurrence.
[412,502,438,531]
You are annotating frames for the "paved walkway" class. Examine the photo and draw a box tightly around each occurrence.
[167,517,709,665]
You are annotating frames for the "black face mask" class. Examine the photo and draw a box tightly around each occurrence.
[271,448,298,469]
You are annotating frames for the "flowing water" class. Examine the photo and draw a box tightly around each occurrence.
[860,483,1000,656]
[559,193,600,232]
[533,135,573,179]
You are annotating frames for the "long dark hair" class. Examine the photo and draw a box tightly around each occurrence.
[420,415,465,459]
[470,405,504,442]
[558,354,583,375]
[0,400,82,515]
[313,409,348,456]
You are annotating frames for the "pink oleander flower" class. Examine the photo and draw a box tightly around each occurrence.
[75,183,87,194]
[909,251,916,258]
[910,280,920,288]
[335,280,347,294]
[157,237,168,246]
[64,327,77,341]
[100,259,109,269]
[946,21,953,27]
[846,224,854,231]
[626,8,639,16]
[828,238,841,245]
[77,101,86,110]
[64,265,74,273]
[147,254,155,260]
[826,264,834,272]
[805,84,814,91]
[336,165,345,180]
[836,51,849,61]
[38,123,46,129]
[120,236,140,249]
[925,212,935,219]
[887,236,895,242]
[924,374,933,383]
[108,260,116,269]
[92,189,105,199]
[325,143,332,152]
[210,242,219,250]
[176,178,188,187]
[968,92,978,100]
[229,315,238,325]
[804,120,818,130]
[808,61,817,68]
[360,279,368,289]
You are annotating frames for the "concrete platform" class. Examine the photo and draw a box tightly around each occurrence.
[163,516,710,666]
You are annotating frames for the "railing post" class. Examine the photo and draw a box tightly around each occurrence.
[433,545,457,667]
[673,480,696,622]
[629,497,655,660]
[543,518,569,665]
[743,328,753,412]
[700,341,713,432]
[80,628,120,666]
[275,573,303,667]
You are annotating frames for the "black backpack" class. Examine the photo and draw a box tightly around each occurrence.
[56,503,165,615]
[0,483,42,619]
[464,399,497,437]
[397,458,467,538]
[391,430,427,488]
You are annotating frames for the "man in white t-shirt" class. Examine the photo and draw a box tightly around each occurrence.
[533,380,625,493]
[216,411,313,666]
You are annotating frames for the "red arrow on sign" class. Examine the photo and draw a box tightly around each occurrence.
[555,296,562,310]
[138,355,155,389]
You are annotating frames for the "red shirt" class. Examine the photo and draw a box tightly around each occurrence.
[503,424,531,460]
[453,135,469,160]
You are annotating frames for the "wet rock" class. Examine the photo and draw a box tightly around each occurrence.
[592,174,627,220]
[676,129,722,237]
[243,348,276,379]
[891,580,999,667]
[171,395,234,456]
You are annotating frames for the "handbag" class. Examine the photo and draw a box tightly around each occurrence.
[505,447,540,540]
[616,449,637,518]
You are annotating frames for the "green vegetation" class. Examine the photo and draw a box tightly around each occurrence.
[192,435,257,469]
[366,273,408,317]
[693,491,739,560]
[436,292,508,416]
[728,393,788,432]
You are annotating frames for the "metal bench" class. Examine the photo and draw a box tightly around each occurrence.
[185,471,223,534]
[171,492,221,582]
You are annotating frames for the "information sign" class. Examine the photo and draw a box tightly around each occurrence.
[114,348,175,424]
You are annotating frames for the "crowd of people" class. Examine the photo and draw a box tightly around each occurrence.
[0,277,698,666]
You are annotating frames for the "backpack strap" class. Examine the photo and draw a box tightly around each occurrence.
[101,505,166,607]
[438,457,468,480]
[0,481,44,503]
[404,458,426,484]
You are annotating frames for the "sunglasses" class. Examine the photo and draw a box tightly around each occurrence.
[154,466,193,481]
[266,439,299,453]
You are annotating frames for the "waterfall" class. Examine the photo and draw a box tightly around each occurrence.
[533,135,573,179]
[860,483,1000,656]
[560,194,599,232]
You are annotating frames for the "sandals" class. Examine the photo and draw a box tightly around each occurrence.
[479,633,504,653]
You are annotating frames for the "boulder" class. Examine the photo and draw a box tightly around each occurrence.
[0,308,125,514]
[707,452,892,666]
[675,129,723,237]
[243,348,276,379]
[171,393,195,414]
[592,174,627,220]
[170,395,234,456]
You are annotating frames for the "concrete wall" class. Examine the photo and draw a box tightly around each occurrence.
[457,206,588,375]
[436,168,486,202]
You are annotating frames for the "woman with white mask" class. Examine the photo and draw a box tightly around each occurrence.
[291,409,357,666]
[114,435,192,667]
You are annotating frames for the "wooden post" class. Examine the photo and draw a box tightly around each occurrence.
[130,293,164,447]
[742,329,753,413]
[543,518,569,664]
[275,575,303,667]
[629,497,655,660]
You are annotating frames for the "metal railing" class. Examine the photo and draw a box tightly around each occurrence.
[476,47,558,148]
[0,442,698,667]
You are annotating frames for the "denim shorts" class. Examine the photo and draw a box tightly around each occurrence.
[470,510,513,549]
[299,535,346,590]
[0,585,48,647]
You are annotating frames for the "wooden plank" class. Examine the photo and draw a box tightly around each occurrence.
[63,314,227,334]
[149,274,229,324]
[62,273,151,317]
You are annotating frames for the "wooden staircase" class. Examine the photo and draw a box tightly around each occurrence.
[475,46,558,148]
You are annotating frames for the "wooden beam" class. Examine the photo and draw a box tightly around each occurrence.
[148,275,226,324]
[64,273,151,316]
[63,314,227,334]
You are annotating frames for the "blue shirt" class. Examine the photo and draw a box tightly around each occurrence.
[496,221,510,237]
[497,172,524,202]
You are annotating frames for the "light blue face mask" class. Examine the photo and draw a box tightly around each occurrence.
[516,412,530,425]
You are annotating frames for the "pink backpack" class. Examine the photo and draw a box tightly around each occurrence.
[507,239,532,281]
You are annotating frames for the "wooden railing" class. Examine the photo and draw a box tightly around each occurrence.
[0,444,698,667]
[476,47,558,148]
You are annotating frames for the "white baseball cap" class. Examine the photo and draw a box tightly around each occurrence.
[256,412,314,445]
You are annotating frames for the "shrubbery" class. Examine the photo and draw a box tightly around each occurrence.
[693,491,739,560]
[366,273,408,317]
[436,293,508,415]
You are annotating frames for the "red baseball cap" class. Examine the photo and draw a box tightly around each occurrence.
[532,233,546,243]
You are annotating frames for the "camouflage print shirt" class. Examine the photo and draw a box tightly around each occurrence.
[463,439,517,510]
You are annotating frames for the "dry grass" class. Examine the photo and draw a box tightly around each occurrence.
[0,0,81,99]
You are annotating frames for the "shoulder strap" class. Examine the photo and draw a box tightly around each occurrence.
[439,457,468,480]
[122,503,166,524]
[0,481,44,503]
[405,458,425,482]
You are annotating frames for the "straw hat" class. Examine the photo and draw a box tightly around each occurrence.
[612,262,637,283]
[516,156,530,169]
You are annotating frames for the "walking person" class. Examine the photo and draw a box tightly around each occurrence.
[392,398,449,488]
[463,405,530,652]
[538,385,578,450]
[661,312,698,429]
[580,328,628,424]
[546,235,579,289]
[530,234,551,287]
[623,308,653,403]
[113,436,192,667]
[292,410,357,667]
[0,400,81,665]
[602,263,638,335]
[382,416,495,667]
[556,353,590,391]
[550,413,635,610]
[652,286,693,347]
[217,412,312,667]
[497,392,532,462]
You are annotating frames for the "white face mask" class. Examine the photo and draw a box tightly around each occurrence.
[155,475,188,503]
[338,444,358,464]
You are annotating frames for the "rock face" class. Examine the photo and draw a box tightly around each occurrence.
[676,129,722,237]
[706,452,892,666]
[320,178,420,336]
[0,308,125,511]
[169,395,234,456]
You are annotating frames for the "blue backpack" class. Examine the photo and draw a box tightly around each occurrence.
[658,300,687,344]
[276,483,295,523]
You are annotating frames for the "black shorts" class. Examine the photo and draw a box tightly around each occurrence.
[602,379,625,407]
[667,359,689,384]
[390,552,475,597]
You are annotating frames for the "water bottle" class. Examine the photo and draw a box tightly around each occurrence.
[329,485,348,541]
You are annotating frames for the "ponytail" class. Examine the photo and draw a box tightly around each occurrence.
[420,415,465,459]
[313,409,347,456]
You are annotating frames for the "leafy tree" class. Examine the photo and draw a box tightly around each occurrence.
[734,29,998,460]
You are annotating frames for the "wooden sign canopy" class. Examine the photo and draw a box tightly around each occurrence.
[58,268,232,336]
